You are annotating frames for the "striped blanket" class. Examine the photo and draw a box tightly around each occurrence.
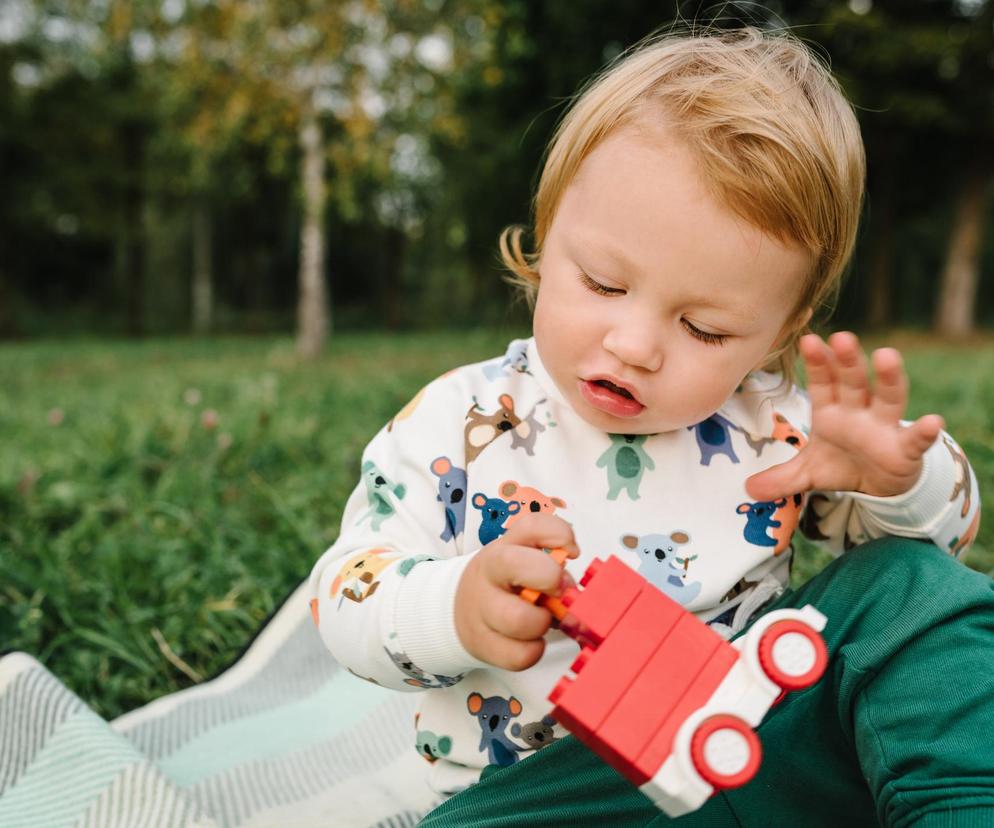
[0,583,443,827]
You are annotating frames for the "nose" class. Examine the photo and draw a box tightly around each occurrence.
[602,319,663,373]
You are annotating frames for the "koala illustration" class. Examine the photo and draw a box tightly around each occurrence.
[482,340,531,381]
[596,434,655,500]
[472,492,521,545]
[511,714,559,750]
[414,714,453,763]
[499,481,567,527]
[949,508,980,558]
[737,493,803,554]
[387,385,428,432]
[465,394,522,464]
[509,399,547,456]
[687,413,741,465]
[944,436,973,519]
[430,456,467,542]
[467,692,523,767]
[359,460,406,530]
[385,647,462,689]
[622,532,701,605]
[743,411,809,456]
[330,548,396,604]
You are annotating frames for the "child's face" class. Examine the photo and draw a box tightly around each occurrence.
[533,123,813,435]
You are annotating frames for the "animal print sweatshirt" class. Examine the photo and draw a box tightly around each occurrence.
[308,337,980,795]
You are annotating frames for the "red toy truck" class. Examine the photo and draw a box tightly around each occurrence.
[525,552,827,817]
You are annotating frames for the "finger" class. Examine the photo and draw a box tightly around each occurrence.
[484,544,571,594]
[500,513,579,557]
[472,625,546,672]
[899,414,944,461]
[827,331,870,409]
[798,334,837,409]
[868,347,908,424]
[484,589,554,641]
[745,455,812,502]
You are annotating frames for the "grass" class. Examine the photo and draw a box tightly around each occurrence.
[1,329,992,719]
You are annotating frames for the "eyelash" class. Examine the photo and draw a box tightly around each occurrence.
[578,270,729,347]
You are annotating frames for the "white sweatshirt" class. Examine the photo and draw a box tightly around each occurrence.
[308,337,981,795]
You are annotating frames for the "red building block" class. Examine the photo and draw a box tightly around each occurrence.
[593,613,736,782]
[549,580,684,743]
[557,556,646,646]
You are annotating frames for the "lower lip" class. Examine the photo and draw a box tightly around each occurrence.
[579,380,645,418]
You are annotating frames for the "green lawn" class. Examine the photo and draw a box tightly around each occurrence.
[1,330,992,719]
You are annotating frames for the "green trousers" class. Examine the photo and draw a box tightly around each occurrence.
[420,539,994,827]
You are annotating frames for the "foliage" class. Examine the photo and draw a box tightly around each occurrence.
[1,332,992,717]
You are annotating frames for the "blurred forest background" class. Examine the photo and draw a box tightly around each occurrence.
[1,0,993,348]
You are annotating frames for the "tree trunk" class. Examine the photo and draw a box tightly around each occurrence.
[123,122,146,338]
[296,109,330,358]
[192,198,213,335]
[865,136,896,329]
[934,148,992,337]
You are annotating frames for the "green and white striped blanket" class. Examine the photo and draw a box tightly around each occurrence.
[0,583,442,827]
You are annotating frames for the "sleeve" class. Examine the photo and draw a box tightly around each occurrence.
[307,371,490,692]
[783,390,983,559]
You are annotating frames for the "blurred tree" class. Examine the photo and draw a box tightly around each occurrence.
[795,0,993,334]
[160,0,477,356]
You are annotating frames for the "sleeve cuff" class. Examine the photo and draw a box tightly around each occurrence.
[390,554,491,677]
[847,432,954,534]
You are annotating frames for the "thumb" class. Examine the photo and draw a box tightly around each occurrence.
[746,455,811,502]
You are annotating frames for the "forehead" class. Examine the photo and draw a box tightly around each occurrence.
[554,126,812,319]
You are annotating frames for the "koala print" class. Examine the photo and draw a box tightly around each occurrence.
[464,394,522,464]
[482,339,530,381]
[430,456,467,542]
[621,532,701,605]
[596,434,655,500]
[687,413,741,465]
[511,715,560,751]
[414,713,453,763]
[743,411,809,457]
[467,692,523,767]
[473,492,521,545]
[509,399,547,456]
[736,493,803,554]
[499,481,567,527]
[359,460,406,530]
[330,548,397,604]
[385,647,462,689]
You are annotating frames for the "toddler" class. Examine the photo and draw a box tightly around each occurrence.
[308,26,984,818]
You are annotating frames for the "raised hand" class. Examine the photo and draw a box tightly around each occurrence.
[746,332,944,502]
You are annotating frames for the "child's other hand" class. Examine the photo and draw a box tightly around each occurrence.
[746,332,944,501]
[455,514,579,671]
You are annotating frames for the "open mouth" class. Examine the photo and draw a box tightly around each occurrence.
[593,379,635,400]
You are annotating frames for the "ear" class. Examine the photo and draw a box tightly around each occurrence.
[508,697,522,716]
[671,531,690,544]
[472,492,488,509]
[499,480,518,497]
[621,534,639,549]
[551,497,566,508]
[507,501,521,514]
[737,503,753,514]
[467,692,484,714]
[438,736,452,755]
[499,393,515,411]
[430,456,451,476]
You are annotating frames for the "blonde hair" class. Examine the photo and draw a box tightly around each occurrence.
[499,26,865,384]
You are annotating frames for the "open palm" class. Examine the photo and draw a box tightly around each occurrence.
[747,332,944,502]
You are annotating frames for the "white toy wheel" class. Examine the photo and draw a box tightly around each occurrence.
[758,619,828,691]
[690,714,762,790]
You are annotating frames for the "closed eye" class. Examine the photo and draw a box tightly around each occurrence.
[681,318,728,346]
[578,270,625,296]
